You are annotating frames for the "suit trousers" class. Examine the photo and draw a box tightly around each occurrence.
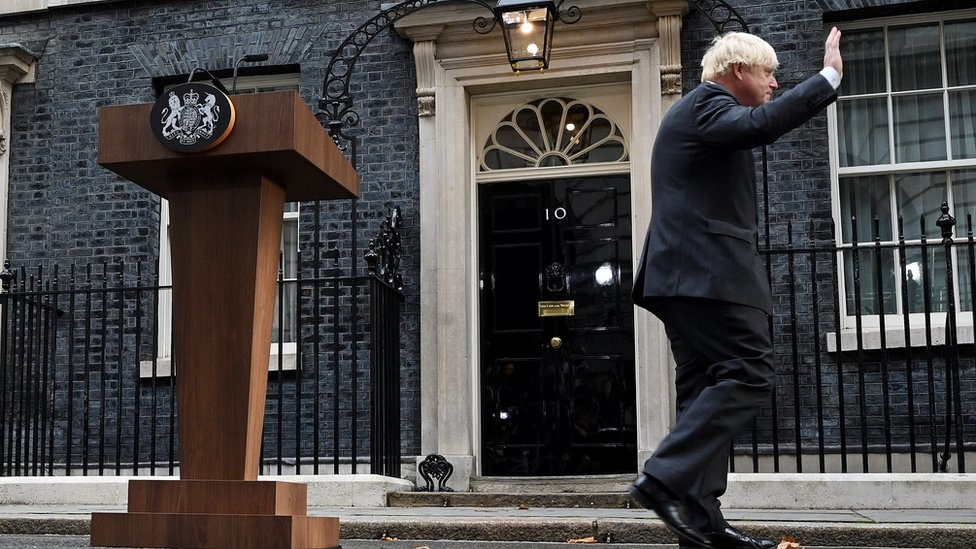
[642,297,775,530]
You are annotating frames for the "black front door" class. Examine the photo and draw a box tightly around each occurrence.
[479,175,635,476]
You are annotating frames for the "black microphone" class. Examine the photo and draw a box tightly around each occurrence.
[186,67,230,95]
[232,53,270,94]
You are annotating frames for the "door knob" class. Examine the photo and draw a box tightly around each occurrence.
[550,337,562,349]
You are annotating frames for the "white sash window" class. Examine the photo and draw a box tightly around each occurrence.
[831,10,976,330]
[144,71,302,377]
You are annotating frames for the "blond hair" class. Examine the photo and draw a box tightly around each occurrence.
[700,32,779,82]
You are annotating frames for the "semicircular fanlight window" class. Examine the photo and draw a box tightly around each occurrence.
[481,97,628,171]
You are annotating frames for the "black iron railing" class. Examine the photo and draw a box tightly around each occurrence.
[732,203,976,473]
[0,256,403,477]
[3,204,974,476]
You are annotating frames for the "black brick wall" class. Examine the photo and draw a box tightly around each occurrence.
[1,0,421,464]
[2,0,971,472]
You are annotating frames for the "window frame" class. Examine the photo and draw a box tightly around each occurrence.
[829,8,976,334]
[141,70,303,377]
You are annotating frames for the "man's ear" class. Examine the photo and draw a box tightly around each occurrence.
[731,63,744,80]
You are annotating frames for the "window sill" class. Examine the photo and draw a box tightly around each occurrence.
[139,352,298,378]
[826,324,974,352]
[1,0,119,17]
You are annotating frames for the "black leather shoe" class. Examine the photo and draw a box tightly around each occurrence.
[628,474,712,547]
[678,526,777,549]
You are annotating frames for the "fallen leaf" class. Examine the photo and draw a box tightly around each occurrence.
[776,535,802,549]
[567,536,598,543]
[518,503,530,510]
[380,535,399,541]
[413,546,430,549]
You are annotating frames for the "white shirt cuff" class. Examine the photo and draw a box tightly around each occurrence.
[820,66,842,89]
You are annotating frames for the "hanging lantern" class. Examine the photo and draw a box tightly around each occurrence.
[493,0,558,72]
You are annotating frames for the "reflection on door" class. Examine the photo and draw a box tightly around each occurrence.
[479,175,635,476]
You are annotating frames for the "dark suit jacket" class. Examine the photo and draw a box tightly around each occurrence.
[633,74,837,315]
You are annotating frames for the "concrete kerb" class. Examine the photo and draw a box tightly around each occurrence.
[3,513,976,548]
[340,516,976,549]
[339,516,601,543]
[0,518,90,536]
[336,514,976,549]
[594,520,976,549]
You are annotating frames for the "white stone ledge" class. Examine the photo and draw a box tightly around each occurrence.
[826,323,973,352]
[0,0,121,17]
[0,474,413,507]
[1,473,974,509]
[723,473,976,510]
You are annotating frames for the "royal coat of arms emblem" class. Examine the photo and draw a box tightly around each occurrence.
[149,82,235,153]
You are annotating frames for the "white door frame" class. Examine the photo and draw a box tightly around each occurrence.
[0,45,38,267]
[395,0,688,487]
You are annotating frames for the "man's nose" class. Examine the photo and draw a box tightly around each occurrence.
[770,77,779,89]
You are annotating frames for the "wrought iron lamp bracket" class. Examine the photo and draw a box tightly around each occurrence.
[320,0,495,144]
[555,0,582,25]
[318,0,742,143]
[318,0,580,144]
[687,0,749,33]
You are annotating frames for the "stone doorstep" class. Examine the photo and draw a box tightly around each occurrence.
[388,491,637,508]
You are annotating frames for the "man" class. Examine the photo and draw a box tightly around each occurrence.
[629,28,844,549]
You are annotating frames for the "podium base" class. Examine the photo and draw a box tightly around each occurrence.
[91,512,339,549]
[90,479,339,549]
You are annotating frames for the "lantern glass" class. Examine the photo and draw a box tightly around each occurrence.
[495,0,555,71]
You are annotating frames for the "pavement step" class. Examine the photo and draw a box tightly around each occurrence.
[345,543,929,549]
[389,491,637,509]
[468,475,633,494]
[0,536,941,549]
[340,513,974,549]
[3,504,976,549]
[2,510,974,549]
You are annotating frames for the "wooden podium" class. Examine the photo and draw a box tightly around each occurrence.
[90,91,359,549]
